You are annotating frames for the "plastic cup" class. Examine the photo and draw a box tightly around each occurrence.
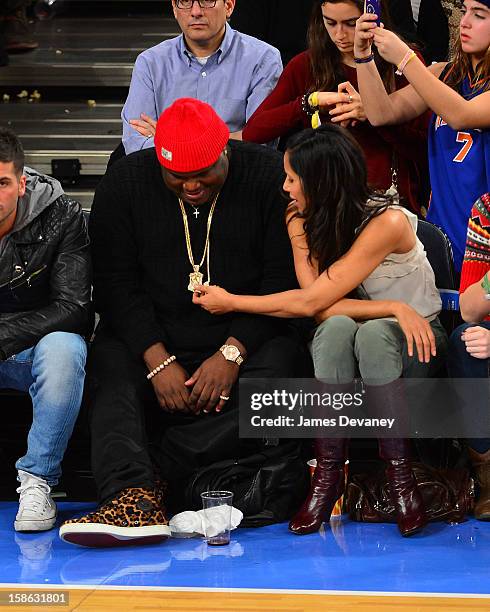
[307,459,349,517]
[200,490,233,546]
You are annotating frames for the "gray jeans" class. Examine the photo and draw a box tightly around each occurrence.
[311,315,448,385]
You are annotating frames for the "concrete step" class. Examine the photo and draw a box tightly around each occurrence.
[1,15,178,87]
[1,102,123,175]
[1,9,178,176]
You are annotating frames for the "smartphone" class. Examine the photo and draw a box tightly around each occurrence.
[364,0,381,25]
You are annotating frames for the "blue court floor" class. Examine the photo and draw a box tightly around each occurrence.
[1,501,489,595]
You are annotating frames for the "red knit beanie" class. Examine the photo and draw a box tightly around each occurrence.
[154,98,230,173]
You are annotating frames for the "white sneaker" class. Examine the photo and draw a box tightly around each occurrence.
[14,470,57,532]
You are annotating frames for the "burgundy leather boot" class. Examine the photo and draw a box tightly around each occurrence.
[289,438,348,535]
[378,438,427,536]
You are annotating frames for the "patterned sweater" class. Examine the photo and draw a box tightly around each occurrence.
[459,194,490,311]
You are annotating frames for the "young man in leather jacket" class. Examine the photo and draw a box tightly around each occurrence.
[0,127,91,532]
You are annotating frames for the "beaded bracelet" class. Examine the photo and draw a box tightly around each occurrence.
[301,93,315,116]
[146,355,176,380]
[354,54,374,64]
[395,50,416,75]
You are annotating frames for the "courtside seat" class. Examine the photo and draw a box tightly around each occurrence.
[417,219,460,335]
[415,219,463,468]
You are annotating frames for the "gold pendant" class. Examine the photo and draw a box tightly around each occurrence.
[188,269,203,292]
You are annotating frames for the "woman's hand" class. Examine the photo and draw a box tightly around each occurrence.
[330,81,367,127]
[192,284,235,314]
[461,326,490,359]
[316,91,351,109]
[372,26,410,66]
[354,13,377,58]
[392,302,437,363]
[129,112,157,138]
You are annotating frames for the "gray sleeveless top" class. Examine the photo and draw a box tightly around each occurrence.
[361,206,441,321]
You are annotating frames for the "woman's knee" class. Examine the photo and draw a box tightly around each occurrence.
[355,320,403,382]
[311,316,358,379]
[449,323,475,356]
[447,323,486,377]
[313,315,357,344]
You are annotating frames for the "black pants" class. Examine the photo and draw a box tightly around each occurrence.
[87,329,305,504]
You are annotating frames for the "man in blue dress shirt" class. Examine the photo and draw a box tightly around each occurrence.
[122,0,283,154]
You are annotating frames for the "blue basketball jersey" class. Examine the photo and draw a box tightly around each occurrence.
[427,75,490,271]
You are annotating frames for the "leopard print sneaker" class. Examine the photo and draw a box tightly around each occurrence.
[59,487,171,547]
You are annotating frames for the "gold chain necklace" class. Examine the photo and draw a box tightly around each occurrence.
[178,193,219,292]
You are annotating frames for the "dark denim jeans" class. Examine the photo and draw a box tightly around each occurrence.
[448,322,490,453]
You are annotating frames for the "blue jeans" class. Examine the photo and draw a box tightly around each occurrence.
[448,322,490,453]
[0,332,87,485]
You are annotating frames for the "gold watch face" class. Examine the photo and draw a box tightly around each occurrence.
[222,345,240,361]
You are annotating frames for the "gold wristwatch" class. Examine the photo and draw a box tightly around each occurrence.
[219,344,244,365]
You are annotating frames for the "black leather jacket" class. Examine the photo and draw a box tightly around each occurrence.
[0,169,91,359]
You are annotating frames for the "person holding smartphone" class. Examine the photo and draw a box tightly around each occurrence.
[354,1,490,272]
[242,0,430,214]
[193,124,448,537]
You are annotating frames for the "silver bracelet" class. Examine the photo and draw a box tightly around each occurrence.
[146,355,176,380]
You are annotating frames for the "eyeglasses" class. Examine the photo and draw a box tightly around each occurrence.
[175,0,218,9]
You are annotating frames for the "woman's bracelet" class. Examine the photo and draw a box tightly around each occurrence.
[301,93,312,116]
[301,92,319,116]
[395,50,416,75]
[308,91,319,109]
[146,355,176,380]
[354,53,374,64]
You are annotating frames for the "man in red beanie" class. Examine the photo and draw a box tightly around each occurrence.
[60,98,304,547]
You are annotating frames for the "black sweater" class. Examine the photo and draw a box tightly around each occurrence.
[89,140,297,360]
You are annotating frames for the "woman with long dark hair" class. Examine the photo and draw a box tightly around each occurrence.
[242,0,430,214]
[354,1,490,272]
[193,124,448,536]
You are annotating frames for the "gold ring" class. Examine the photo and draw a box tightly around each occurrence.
[348,95,353,103]
[219,395,230,401]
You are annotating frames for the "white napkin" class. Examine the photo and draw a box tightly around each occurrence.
[169,505,243,538]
